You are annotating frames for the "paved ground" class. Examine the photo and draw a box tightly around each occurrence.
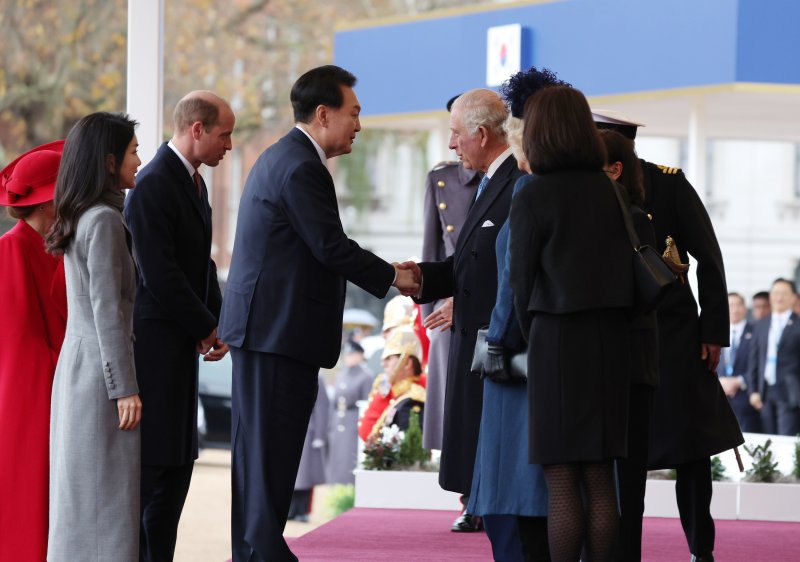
[174,448,336,562]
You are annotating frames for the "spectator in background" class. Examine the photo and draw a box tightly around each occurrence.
[748,278,800,435]
[752,291,771,321]
[717,293,761,433]
[0,140,66,562]
[420,94,481,452]
[289,374,331,522]
[327,340,374,485]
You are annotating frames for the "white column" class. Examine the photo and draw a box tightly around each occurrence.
[686,97,707,200]
[127,0,164,168]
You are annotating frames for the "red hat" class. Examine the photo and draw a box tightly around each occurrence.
[0,140,66,207]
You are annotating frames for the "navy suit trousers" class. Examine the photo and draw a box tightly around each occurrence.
[230,348,319,562]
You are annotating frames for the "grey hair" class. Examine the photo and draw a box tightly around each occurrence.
[453,88,508,140]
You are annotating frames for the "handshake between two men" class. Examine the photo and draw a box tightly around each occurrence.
[391,260,424,297]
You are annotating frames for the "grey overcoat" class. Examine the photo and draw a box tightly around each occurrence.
[48,204,140,562]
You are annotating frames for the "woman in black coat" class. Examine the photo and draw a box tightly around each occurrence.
[508,86,634,561]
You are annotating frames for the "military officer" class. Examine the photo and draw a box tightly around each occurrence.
[594,110,743,562]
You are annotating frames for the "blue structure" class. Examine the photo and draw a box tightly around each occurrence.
[334,0,800,117]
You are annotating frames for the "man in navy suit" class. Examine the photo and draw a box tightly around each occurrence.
[406,88,523,535]
[748,278,800,435]
[125,91,234,561]
[716,292,761,433]
[218,65,418,562]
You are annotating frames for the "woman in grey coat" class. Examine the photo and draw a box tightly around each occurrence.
[46,112,142,562]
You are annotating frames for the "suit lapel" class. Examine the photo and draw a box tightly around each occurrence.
[159,144,211,239]
[778,313,798,349]
[455,155,516,264]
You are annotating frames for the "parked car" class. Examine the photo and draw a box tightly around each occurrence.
[198,353,232,447]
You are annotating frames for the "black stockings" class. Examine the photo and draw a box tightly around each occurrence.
[543,461,619,562]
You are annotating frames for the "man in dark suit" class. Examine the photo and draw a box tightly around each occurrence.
[217,65,418,562]
[124,91,234,561]
[747,278,800,435]
[717,292,761,433]
[406,88,523,533]
[420,98,480,453]
[594,110,743,562]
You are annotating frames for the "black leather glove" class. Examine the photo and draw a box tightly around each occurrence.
[481,343,511,383]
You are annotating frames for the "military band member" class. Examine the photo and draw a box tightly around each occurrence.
[358,327,426,441]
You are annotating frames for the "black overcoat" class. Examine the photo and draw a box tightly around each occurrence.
[642,160,743,468]
[124,143,222,466]
[415,154,522,494]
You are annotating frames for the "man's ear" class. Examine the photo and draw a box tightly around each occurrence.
[315,105,328,127]
[106,153,116,175]
[191,121,205,140]
[477,125,489,148]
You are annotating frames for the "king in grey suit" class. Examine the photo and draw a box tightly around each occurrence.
[218,66,417,562]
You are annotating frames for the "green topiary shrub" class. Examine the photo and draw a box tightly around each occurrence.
[710,456,728,481]
[743,439,782,483]
[325,484,355,517]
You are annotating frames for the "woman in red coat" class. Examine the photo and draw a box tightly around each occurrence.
[0,141,66,562]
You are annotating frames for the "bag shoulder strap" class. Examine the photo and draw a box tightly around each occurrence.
[608,177,642,249]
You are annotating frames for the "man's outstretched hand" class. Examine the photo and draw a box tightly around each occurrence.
[392,261,422,296]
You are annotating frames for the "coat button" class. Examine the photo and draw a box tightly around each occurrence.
[446,225,455,232]
[439,202,447,210]
[461,328,467,335]
[470,250,477,257]
[437,180,445,187]
[463,288,470,296]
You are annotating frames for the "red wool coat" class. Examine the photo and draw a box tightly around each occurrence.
[0,220,66,562]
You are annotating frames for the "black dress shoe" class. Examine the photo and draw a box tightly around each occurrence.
[690,555,714,562]
[451,512,483,532]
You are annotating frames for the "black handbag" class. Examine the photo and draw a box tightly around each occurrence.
[609,179,677,314]
[471,328,527,381]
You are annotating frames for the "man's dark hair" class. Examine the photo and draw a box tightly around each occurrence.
[728,292,745,305]
[753,291,770,301]
[772,277,797,294]
[523,86,606,175]
[291,65,357,123]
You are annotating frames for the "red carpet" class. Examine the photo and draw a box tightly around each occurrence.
[286,508,800,561]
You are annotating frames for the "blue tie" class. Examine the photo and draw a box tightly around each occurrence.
[475,174,490,201]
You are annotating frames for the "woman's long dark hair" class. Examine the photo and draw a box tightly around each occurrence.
[46,112,137,255]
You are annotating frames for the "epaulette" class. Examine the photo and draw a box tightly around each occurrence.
[404,382,426,404]
[656,164,681,175]
[431,160,459,172]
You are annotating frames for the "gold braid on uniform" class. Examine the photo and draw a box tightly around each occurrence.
[367,377,425,441]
